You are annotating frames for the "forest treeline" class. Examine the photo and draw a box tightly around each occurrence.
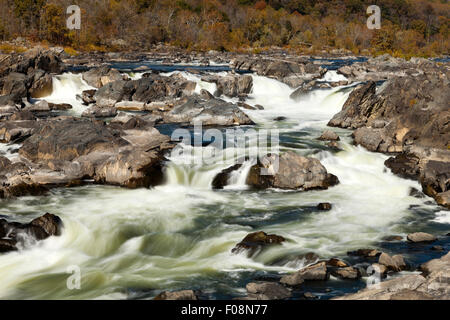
[0,0,449,57]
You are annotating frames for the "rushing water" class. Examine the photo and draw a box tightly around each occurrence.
[0,67,448,300]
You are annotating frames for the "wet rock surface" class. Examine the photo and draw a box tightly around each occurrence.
[334,252,450,300]
[0,116,172,198]
[0,213,62,253]
[246,151,339,190]
[232,231,285,257]
[328,64,450,208]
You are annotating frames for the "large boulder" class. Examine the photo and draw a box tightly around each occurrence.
[82,66,123,88]
[28,69,53,98]
[0,117,171,198]
[246,151,339,190]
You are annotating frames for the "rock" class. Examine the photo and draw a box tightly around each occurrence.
[326,141,340,150]
[212,163,243,189]
[0,117,170,197]
[1,72,28,102]
[347,248,381,258]
[371,263,388,275]
[383,235,403,241]
[199,89,214,100]
[280,262,328,286]
[0,120,37,143]
[304,292,317,299]
[246,151,339,190]
[335,252,450,300]
[82,66,122,88]
[154,290,197,300]
[232,57,325,88]
[82,105,117,118]
[94,80,127,108]
[214,74,253,97]
[331,267,361,280]
[378,253,406,272]
[431,246,443,251]
[79,89,96,105]
[232,231,285,256]
[114,101,146,111]
[435,191,450,209]
[326,258,348,268]
[317,202,332,211]
[164,96,254,126]
[0,213,62,253]
[28,71,53,98]
[407,232,437,243]
[273,116,286,121]
[420,252,450,275]
[318,130,340,141]
[245,282,291,300]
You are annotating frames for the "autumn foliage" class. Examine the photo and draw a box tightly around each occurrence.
[0,0,448,57]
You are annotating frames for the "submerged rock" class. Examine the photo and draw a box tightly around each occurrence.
[154,290,198,300]
[246,151,339,190]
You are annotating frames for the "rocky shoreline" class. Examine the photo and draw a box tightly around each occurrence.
[0,45,449,300]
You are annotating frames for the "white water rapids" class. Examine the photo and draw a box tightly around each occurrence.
[0,71,446,299]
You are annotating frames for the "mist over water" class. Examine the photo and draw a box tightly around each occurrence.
[0,69,446,300]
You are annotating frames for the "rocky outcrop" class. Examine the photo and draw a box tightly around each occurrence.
[246,151,339,190]
[0,48,62,104]
[231,57,326,88]
[93,73,196,108]
[0,213,62,253]
[328,68,450,208]
[334,252,450,300]
[0,117,171,198]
